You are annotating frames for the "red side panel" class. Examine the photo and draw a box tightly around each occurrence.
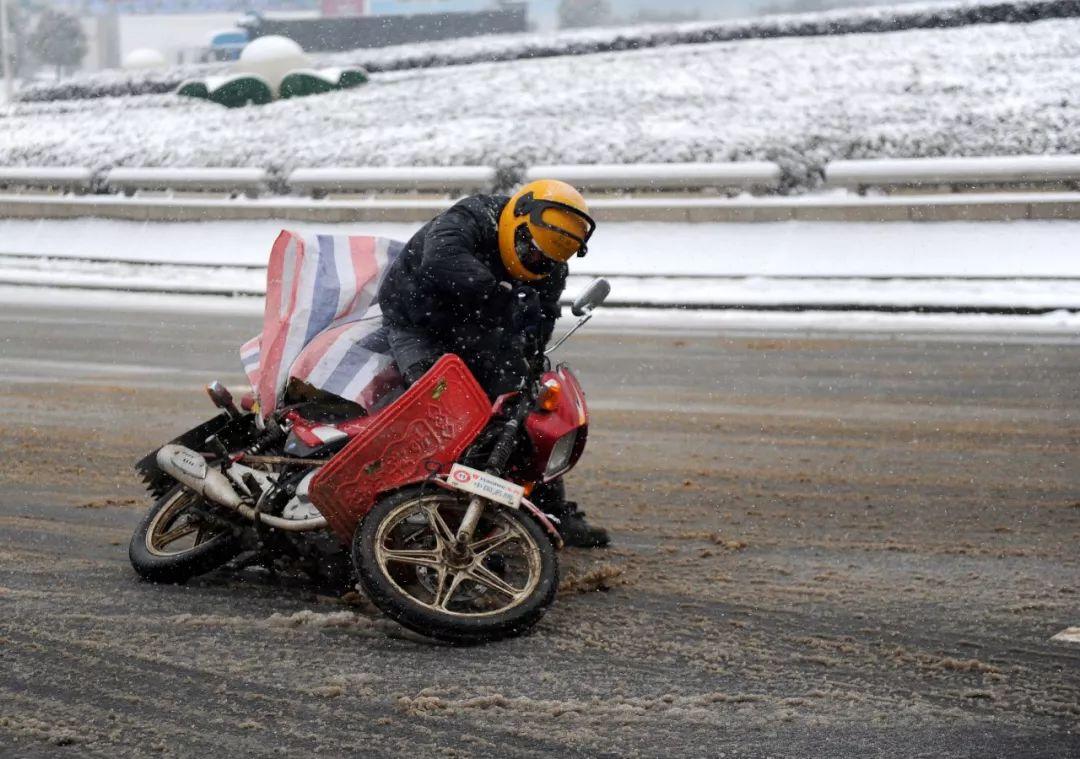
[308,354,491,542]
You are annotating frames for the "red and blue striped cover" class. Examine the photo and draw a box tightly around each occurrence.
[240,230,404,415]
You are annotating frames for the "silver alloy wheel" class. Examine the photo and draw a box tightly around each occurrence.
[144,489,218,557]
[373,494,542,618]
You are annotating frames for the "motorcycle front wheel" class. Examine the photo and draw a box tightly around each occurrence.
[129,486,242,584]
[354,486,558,644]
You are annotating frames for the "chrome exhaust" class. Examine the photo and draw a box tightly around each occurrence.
[156,444,327,532]
[157,444,242,508]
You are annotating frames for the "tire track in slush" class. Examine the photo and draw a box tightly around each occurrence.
[0,624,575,757]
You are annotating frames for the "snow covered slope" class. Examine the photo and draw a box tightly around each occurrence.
[16,0,1079,103]
[2,16,1079,191]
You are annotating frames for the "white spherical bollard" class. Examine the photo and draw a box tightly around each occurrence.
[236,36,310,95]
[123,48,167,70]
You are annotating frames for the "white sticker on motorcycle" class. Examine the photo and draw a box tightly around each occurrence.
[447,464,524,509]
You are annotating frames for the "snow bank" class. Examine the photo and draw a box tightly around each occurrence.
[3,217,1080,276]
[3,283,1077,337]
[4,257,1076,310]
[3,218,1080,317]
[16,0,1080,104]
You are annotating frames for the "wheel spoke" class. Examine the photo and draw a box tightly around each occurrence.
[423,504,456,548]
[429,567,447,607]
[469,528,517,558]
[379,547,442,569]
[468,563,523,599]
[433,570,469,611]
[152,521,198,551]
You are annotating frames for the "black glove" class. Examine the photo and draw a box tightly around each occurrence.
[510,286,543,338]
[484,333,531,396]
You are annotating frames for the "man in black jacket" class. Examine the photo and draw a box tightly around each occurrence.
[377,179,609,548]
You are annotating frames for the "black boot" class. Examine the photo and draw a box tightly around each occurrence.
[532,480,610,548]
[554,501,610,548]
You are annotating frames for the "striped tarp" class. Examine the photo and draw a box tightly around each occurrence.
[240,231,404,415]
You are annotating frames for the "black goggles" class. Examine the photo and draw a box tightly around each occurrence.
[513,192,597,258]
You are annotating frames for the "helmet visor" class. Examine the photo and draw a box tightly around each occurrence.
[514,193,597,258]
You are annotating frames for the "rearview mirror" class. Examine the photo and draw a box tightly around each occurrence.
[571,278,611,317]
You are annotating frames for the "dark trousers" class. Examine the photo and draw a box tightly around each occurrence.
[386,323,525,400]
[530,478,573,520]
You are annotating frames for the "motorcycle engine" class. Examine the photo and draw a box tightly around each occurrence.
[281,470,322,521]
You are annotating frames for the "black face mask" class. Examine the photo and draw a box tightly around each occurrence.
[514,227,560,278]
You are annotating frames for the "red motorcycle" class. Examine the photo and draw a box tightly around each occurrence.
[130,278,610,643]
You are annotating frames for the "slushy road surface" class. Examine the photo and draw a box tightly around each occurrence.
[1,302,1078,757]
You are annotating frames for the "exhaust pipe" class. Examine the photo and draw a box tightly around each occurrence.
[156,444,327,533]
[157,444,242,508]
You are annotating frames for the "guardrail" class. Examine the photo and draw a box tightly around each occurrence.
[0,166,95,194]
[525,162,782,193]
[287,166,496,197]
[3,156,1078,200]
[826,156,1080,194]
[104,167,270,197]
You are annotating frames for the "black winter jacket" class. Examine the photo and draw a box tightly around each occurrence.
[378,195,567,347]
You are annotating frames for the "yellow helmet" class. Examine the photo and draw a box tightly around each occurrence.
[498,179,596,282]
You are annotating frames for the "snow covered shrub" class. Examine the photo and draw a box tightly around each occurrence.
[16,63,225,102]
[178,75,275,108]
[279,69,369,99]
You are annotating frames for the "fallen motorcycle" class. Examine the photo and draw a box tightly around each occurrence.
[129,268,611,644]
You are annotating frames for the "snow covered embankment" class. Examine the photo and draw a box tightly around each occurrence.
[16,0,1080,103]
[4,16,1080,194]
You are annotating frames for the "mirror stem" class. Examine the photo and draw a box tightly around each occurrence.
[546,310,595,356]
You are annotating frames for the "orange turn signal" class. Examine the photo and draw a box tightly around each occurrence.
[537,379,562,411]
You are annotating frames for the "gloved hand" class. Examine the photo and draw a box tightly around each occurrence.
[510,286,543,337]
[487,334,532,395]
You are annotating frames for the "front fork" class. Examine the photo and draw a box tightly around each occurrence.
[452,394,529,548]
[454,496,488,548]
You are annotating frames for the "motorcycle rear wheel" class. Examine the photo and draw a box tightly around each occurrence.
[354,486,558,644]
[129,486,242,584]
